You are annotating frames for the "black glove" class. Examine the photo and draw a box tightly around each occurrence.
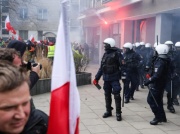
[144,80,151,86]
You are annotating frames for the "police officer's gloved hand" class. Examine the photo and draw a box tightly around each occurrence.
[144,80,151,86]
[93,79,98,85]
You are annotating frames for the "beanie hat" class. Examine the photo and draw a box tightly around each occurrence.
[7,40,27,56]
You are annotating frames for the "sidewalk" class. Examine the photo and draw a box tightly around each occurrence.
[32,64,180,134]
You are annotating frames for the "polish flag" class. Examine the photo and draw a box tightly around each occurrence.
[30,35,35,43]
[11,35,15,40]
[47,1,80,134]
[16,35,22,41]
[5,15,16,34]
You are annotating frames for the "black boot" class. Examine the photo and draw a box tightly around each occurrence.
[150,118,162,125]
[114,94,122,121]
[167,93,175,113]
[103,93,112,118]
[124,98,129,103]
[173,98,179,106]
[167,105,175,113]
[116,113,122,121]
[103,111,112,118]
[130,96,134,100]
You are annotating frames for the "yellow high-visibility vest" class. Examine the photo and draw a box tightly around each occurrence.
[47,45,55,58]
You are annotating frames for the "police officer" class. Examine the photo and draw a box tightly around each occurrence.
[122,42,141,103]
[134,42,142,91]
[139,42,146,88]
[93,38,123,121]
[145,44,170,125]
[144,43,154,74]
[164,41,176,113]
[172,42,180,105]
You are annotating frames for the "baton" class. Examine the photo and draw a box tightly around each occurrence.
[148,85,159,107]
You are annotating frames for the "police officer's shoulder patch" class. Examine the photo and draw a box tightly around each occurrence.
[155,68,158,72]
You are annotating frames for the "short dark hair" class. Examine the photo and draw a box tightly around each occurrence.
[0,61,29,92]
[0,48,20,62]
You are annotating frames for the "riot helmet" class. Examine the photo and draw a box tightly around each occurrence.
[155,44,169,55]
[164,40,174,51]
[123,42,133,53]
[175,42,180,50]
[103,38,115,50]
[140,42,145,45]
[175,42,180,47]
[135,42,140,47]
[145,43,151,48]
[154,42,160,48]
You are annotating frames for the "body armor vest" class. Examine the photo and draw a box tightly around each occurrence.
[124,52,138,69]
[102,52,119,74]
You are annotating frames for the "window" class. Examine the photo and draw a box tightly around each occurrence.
[2,6,9,13]
[38,31,43,40]
[2,0,9,7]
[1,15,9,35]
[19,30,28,40]
[20,8,28,19]
[37,9,48,20]
[2,29,9,35]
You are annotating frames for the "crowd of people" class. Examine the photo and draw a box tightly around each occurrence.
[1,36,180,134]
[0,40,49,134]
[93,38,180,125]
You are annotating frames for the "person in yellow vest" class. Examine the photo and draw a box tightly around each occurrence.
[47,41,55,64]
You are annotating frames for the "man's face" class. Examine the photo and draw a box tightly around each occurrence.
[0,82,31,134]
[13,54,22,66]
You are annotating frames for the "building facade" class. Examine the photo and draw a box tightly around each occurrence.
[0,0,80,42]
[79,0,180,63]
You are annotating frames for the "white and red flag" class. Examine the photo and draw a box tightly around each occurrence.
[16,35,22,41]
[30,35,35,43]
[47,1,80,134]
[5,15,16,34]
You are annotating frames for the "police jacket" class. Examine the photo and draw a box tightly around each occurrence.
[123,50,141,73]
[148,55,170,90]
[174,49,180,74]
[95,47,123,81]
[145,47,154,68]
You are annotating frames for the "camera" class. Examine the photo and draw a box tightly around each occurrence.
[26,61,42,70]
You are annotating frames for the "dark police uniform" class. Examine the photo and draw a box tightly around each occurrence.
[165,49,176,113]
[95,47,123,121]
[145,55,170,125]
[123,49,141,103]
